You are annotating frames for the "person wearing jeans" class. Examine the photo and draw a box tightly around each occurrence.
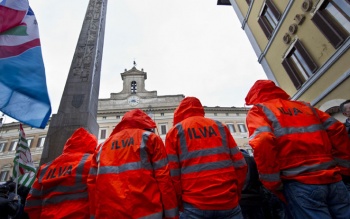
[245,80,350,219]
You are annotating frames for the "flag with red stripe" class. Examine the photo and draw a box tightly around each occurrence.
[0,0,51,128]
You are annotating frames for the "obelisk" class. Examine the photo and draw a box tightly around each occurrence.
[40,0,107,165]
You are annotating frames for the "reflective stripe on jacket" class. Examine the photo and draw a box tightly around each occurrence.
[245,80,350,193]
[165,97,247,211]
[25,128,97,219]
[88,109,178,219]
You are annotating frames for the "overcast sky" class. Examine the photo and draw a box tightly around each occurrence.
[4,0,267,124]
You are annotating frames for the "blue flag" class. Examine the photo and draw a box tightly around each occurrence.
[0,1,51,129]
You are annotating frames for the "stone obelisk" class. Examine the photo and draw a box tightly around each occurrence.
[40,0,107,165]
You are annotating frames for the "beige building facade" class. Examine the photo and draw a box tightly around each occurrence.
[0,66,251,183]
[218,0,350,121]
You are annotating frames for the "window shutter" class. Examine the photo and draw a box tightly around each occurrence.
[282,59,302,89]
[311,11,346,49]
[266,0,281,20]
[294,40,318,73]
[258,17,272,39]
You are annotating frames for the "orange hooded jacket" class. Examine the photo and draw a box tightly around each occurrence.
[165,97,247,211]
[245,80,350,198]
[88,109,178,219]
[25,128,97,219]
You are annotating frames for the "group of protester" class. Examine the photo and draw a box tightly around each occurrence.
[2,79,350,219]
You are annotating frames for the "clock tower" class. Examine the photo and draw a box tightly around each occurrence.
[120,67,155,96]
[99,65,184,112]
[107,66,159,107]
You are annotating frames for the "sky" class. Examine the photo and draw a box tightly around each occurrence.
[4,0,267,124]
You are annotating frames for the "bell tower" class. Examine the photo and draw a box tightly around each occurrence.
[40,0,108,164]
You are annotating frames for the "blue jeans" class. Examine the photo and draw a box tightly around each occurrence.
[180,203,244,219]
[283,180,350,219]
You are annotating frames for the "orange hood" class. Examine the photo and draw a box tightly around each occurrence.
[62,127,97,154]
[111,109,156,135]
[245,80,290,105]
[173,97,205,125]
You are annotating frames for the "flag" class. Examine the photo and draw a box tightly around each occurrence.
[0,0,51,129]
[13,123,37,187]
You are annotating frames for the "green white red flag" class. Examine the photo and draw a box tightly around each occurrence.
[12,124,37,187]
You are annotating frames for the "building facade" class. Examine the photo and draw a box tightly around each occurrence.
[218,0,350,121]
[0,66,251,182]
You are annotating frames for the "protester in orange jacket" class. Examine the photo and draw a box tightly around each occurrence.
[88,109,178,219]
[25,127,97,219]
[245,80,350,219]
[165,97,247,219]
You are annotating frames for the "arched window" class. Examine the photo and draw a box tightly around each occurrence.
[131,81,137,94]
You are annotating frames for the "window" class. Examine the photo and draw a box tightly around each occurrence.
[258,0,281,39]
[27,138,33,148]
[0,171,9,182]
[312,0,350,48]
[100,129,107,140]
[0,142,6,152]
[102,116,107,119]
[226,113,229,116]
[37,137,45,148]
[160,124,167,135]
[131,81,137,94]
[227,124,236,133]
[238,124,247,133]
[116,115,120,119]
[214,113,217,116]
[282,40,318,89]
[160,113,164,116]
[9,141,18,151]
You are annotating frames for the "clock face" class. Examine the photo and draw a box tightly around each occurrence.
[127,96,140,106]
